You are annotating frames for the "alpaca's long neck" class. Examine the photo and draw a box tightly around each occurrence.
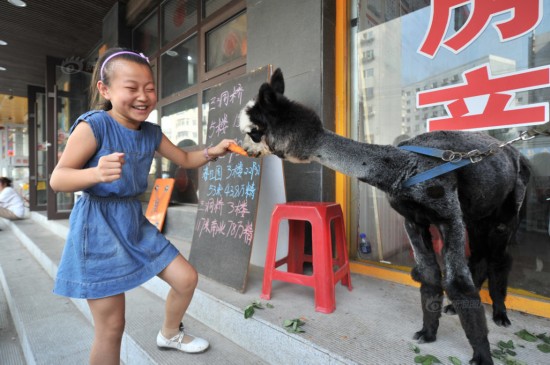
[311,130,411,192]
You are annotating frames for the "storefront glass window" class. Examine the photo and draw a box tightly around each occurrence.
[351,0,550,297]
[133,11,159,56]
[203,0,232,18]
[162,0,198,46]
[161,35,198,98]
[206,12,247,71]
[160,95,200,204]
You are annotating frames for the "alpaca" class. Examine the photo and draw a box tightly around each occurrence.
[238,68,530,365]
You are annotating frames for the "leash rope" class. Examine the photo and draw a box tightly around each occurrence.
[400,124,550,188]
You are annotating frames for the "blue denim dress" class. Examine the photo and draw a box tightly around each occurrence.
[53,110,179,299]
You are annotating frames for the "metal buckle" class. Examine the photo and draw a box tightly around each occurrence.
[442,150,462,162]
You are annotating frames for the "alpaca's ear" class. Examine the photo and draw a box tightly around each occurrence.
[270,68,285,95]
[258,83,277,110]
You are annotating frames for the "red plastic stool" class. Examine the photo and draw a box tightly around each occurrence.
[260,201,352,313]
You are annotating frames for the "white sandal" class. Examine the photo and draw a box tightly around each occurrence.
[156,323,209,353]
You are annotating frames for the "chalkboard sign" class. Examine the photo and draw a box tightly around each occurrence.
[189,65,272,292]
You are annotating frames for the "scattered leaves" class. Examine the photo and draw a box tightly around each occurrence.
[413,354,441,364]
[537,333,550,344]
[515,329,538,342]
[448,356,462,365]
[492,348,526,365]
[409,343,420,354]
[283,318,306,333]
[498,340,515,349]
[243,299,267,319]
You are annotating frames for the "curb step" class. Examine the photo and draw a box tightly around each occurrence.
[0,269,26,365]
[0,228,94,364]
[2,216,267,365]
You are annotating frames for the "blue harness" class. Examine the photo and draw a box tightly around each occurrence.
[399,146,473,188]
[398,126,550,188]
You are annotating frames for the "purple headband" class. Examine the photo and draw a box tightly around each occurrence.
[100,51,150,81]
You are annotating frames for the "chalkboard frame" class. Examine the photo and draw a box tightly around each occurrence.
[189,65,273,292]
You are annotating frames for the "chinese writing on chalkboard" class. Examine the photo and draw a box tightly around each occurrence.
[194,84,261,246]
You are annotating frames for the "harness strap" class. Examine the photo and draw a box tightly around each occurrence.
[399,145,472,188]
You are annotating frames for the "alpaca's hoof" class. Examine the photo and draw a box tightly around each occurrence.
[469,342,494,365]
[469,353,494,365]
[413,329,436,343]
[443,304,457,315]
[493,311,511,327]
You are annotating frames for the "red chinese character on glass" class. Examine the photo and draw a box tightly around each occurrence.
[417,64,550,131]
[419,0,542,58]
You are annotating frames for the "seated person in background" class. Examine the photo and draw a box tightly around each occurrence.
[0,177,26,220]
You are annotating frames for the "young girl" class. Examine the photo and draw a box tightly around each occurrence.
[50,48,234,365]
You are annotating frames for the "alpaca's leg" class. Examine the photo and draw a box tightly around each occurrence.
[486,222,514,327]
[485,175,527,327]
[466,224,490,289]
[444,256,487,315]
[404,221,443,343]
[443,223,489,315]
[440,220,493,365]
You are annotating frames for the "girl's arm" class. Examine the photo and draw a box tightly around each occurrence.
[157,134,233,168]
[49,122,125,193]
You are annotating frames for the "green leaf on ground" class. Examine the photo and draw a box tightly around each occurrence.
[283,318,305,333]
[251,299,264,309]
[413,354,441,364]
[498,340,515,349]
[409,343,420,353]
[244,304,255,319]
[449,356,462,365]
[243,299,272,319]
[537,343,550,353]
[515,329,538,342]
[537,333,550,344]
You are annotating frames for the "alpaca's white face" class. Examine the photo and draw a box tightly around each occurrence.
[238,100,272,158]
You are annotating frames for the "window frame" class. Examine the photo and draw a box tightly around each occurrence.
[132,0,247,203]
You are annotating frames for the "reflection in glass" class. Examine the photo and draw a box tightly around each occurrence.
[162,0,198,46]
[352,0,550,297]
[201,89,210,144]
[55,66,91,212]
[203,0,232,18]
[133,11,159,56]
[161,36,198,98]
[206,12,247,71]
[5,126,29,196]
[161,96,199,204]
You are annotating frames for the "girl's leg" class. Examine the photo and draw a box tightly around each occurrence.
[157,254,198,337]
[156,254,208,352]
[87,293,125,365]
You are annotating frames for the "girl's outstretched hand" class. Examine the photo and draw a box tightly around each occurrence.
[96,152,125,182]
[208,139,240,159]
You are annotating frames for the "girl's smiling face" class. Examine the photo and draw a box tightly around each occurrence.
[98,59,157,129]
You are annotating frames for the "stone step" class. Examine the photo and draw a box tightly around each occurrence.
[0,227,94,365]
[2,217,267,365]
[0,264,26,365]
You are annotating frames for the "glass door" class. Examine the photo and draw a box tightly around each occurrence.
[46,56,92,219]
[27,85,48,211]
